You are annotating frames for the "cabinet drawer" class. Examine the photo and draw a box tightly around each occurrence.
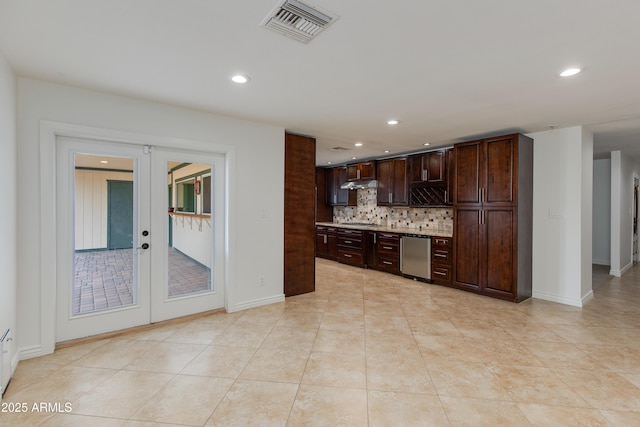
[337,249,364,266]
[378,242,399,256]
[338,236,363,248]
[378,232,400,240]
[432,237,451,248]
[432,248,451,264]
[432,264,452,284]
[377,256,400,274]
[338,229,364,237]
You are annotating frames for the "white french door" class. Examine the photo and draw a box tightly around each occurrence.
[56,137,225,342]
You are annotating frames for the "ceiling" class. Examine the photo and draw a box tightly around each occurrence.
[2,0,640,165]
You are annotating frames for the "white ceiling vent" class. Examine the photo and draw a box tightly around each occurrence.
[330,146,349,151]
[261,0,338,44]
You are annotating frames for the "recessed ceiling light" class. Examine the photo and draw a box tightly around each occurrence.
[100,160,109,164]
[423,143,430,146]
[560,68,581,77]
[387,119,399,125]
[327,161,332,165]
[354,142,363,147]
[231,74,250,84]
[352,156,357,160]
[384,150,390,153]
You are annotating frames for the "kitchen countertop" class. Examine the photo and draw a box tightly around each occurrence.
[315,222,453,238]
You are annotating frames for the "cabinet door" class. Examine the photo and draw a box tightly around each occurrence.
[408,154,424,184]
[483,208,516,297]
[454,140,482,205]
[347,161,376,181]
[327,231,338,259]
[391,158,408,205]
[425,151,445,184]
[484,135,515,205]
[315,230,328,257]
[445,148,454,205]
[376,160,391,205]
[346,164,359,181]
[326,167,353,206]
[453,208,482,291]
[335,167,351,205]
[359,161,376,180]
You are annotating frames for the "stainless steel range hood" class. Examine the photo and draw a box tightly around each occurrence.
[340,180,377,190]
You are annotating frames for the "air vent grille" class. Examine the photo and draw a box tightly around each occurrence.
[330,146,349,151]
[261,0,338,44]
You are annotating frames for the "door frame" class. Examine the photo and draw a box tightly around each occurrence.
[38,120,236,357]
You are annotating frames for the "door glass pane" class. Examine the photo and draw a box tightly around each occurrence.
[167,162,212,298]
[73,153,137,315]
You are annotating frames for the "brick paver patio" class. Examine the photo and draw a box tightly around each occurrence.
[73,247,210,315]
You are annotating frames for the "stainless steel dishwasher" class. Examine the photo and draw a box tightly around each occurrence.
[401,234,431,281]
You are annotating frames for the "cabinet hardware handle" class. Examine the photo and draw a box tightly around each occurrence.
[444,190,447,204]
[345,240,352,244]
[478,188,482,203]
[334,194,337,204]
[344,254,352,258]
[434,271,447,276]
[373,234,377,244]
[435,253,447,258]
[383,261,392,265]
[324,235,327,244]
[481,188,485,203]
[383,246,393,250]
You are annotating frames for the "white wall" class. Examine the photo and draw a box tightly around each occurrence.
[0,50,18,391]
[581,129,593,300]
[75,169,134,250]
[610,150,640,276]
[528,126,593,307]
[17,78,285,358]
[592,159,611,265]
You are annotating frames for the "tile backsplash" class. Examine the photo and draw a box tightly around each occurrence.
[333,188,453,234]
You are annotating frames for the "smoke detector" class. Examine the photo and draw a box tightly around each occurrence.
[261,0,338,44]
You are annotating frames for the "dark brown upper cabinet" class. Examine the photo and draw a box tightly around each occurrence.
[346,161,376,181]
[376,157,408,206]
[453,135,517,207]
[408,150,446,185]
[326,166,356,206]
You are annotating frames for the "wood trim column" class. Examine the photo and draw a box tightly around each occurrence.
[284,132,316,296]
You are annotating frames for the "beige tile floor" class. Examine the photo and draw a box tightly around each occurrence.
[2,258,640,426]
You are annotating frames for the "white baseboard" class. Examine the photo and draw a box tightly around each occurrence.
[19,345,46,361]
[592,259,610,266]
[581,290,594,306]
[228,294,285,313]
[532,290,584,307]
[610,261,633,277]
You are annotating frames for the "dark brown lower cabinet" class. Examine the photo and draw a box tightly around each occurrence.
[375,232,401,275]
[336,229,366,267]
[316,226,337,261]
[453,207,530,302]
[284,132,316,297]
[431,237,452,285]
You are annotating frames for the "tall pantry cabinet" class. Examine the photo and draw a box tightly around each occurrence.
[452,133,533,302]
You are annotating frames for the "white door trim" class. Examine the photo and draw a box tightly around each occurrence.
[38,120,236,357]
